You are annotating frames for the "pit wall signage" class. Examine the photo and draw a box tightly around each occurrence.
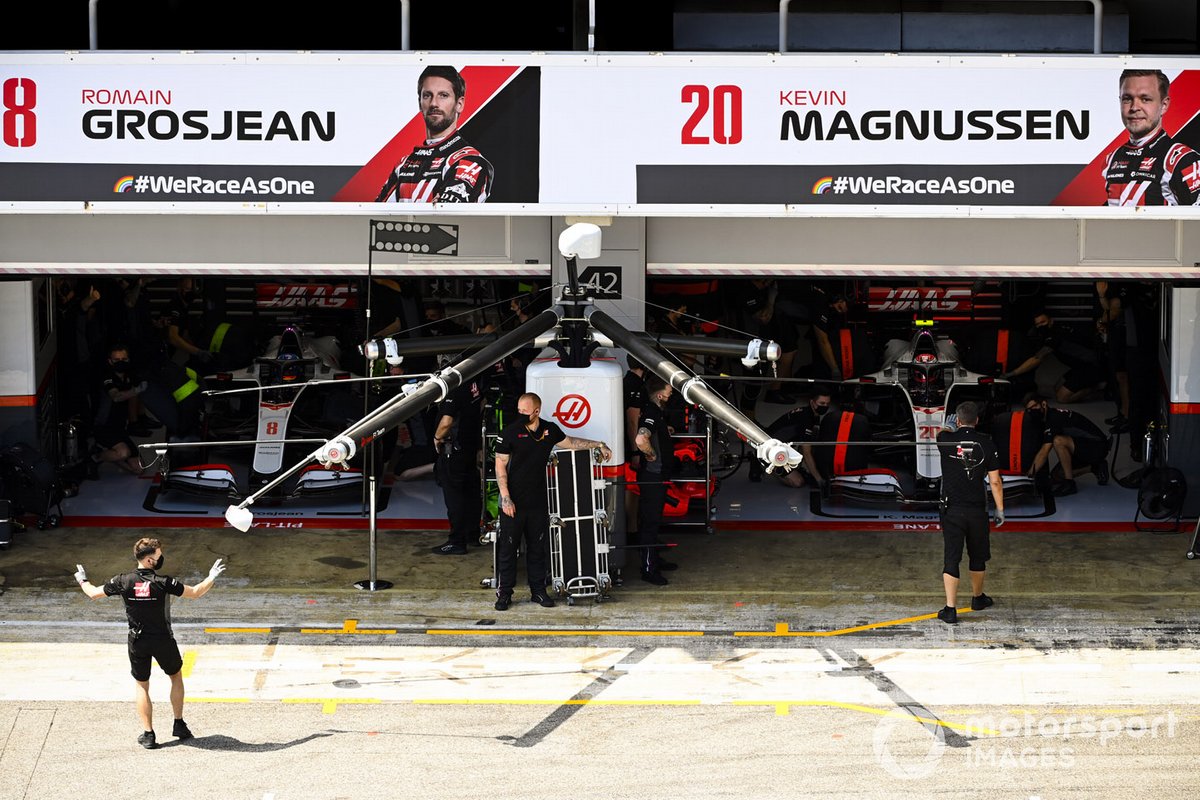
[2,54,1198,209]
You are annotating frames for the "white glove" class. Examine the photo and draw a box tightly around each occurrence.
[135,381,149,394]
[208,558,226,580]
[74,564,88,584]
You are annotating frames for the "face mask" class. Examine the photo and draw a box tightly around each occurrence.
[112,360,130,370]
[516,412,532,427]
[153,555,164,570]
[815,404,830,417]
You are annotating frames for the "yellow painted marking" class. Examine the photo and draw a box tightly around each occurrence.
[735,607,973,637]
[415,699,702,706]
[300,619,396,635]
[188,697,252,703]
[426,629,704,637]
[281,698,382,715]
[206,627,273,634]
[180,650,197,678]
[732,700,999,735]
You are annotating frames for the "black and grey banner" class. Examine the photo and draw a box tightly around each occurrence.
[0,163,359,202]
[636,164,1085,205]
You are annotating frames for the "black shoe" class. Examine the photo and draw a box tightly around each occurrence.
[1105,413,1127,426]
[970,593,994,611]
[641,570,669,586]
[1109,419,1130,434]
[763,390,798,405]
[430,542,467,555]
[748,467,762,483]
[172,719,193,740]
[127,424,153,438]
[937,606,958,624]
[1094,460,1110,486]
[138,415,164,430]
[1052,480,1078,497]
[656,559,679,572]
[494,595,512,611]
[1130,448,1144,463]
[137,731,157,749]
[530,592,556,608]
[85,459,100,480]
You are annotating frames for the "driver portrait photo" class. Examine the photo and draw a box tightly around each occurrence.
[1103,68,1200,206]
[375,65,495,203]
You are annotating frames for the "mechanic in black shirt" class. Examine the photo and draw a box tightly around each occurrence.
[634,375,679,585]
[749,389,832,486]
[623,358,648,542]
[1005,309,1105,404]
[1022,393,1110,497]
[89,344,149,478]
[74,537,225,749]
[164,277,212,372]
[430,379,485,555]
[935,401,1004,624]
[493,392,611,610]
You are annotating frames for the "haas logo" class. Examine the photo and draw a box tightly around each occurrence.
[553,394,591,429]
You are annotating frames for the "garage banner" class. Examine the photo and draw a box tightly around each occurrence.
[1,55,1198,208]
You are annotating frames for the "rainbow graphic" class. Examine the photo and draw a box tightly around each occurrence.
[113,175,135,193]
[811,176,834,195]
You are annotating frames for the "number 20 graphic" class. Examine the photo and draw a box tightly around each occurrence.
[3,78,37,147]
[681,84,742,145]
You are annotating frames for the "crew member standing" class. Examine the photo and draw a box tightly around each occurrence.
[493,392,611,610]
[634,375,678,585]
[74,538,225,749]
[431,379,485,555]
[935,401,1004,624]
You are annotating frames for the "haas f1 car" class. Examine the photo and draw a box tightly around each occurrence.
[815,321,1050,514]
[146,325,371,508]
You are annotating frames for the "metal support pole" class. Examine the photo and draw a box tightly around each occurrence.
[355,459,393,591]
[89,0,99,50]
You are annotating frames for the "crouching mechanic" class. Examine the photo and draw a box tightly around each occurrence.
[75,538,226,749]
[935,401,1004,624]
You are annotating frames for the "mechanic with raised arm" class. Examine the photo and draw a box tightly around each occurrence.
[75,537,225,749]
[493,392,611,610]
[935,401,1003,624]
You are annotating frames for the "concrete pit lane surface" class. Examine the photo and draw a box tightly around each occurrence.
[0,524,1198,799]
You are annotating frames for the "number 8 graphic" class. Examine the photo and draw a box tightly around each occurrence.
[2,78,37,148]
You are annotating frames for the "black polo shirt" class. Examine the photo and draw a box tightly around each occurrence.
[494,419,565,503]
[937,426,999,511]
[95,365,135,429]
[766,404,825,444]
[624,371,646,414]
[638,401,677,479]
[1040,407,1107,444]
[437,380,483,453]
[103,568,185,637]
[1027,322,1100,370]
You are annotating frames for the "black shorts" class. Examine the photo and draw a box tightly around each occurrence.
[1070,436,1109,469]
[1106,325,1128,372]
[93,425,135,452]
[1061,364,1105,393]
[128,633,183,681]
[941,509,991,574]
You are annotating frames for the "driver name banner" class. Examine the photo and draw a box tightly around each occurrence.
[1,54,1198,208]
